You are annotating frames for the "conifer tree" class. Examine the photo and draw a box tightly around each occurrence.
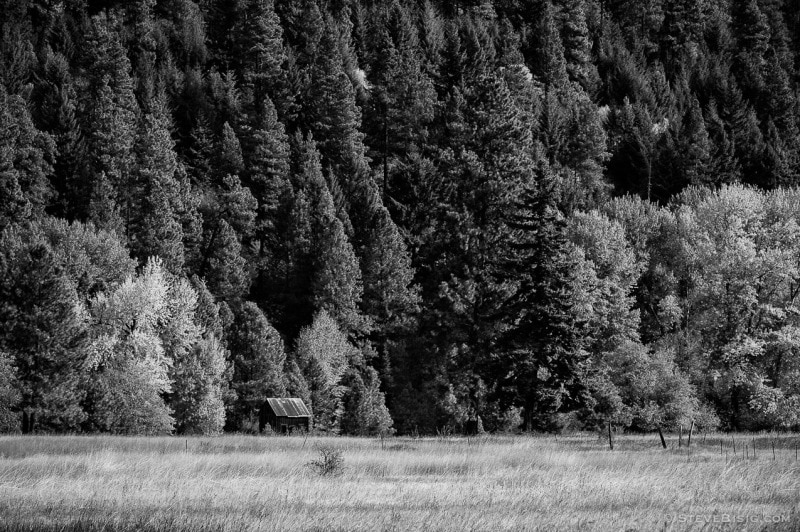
[216,122,244,181]
[202,218,251,302]
[658,0,704,75]
[0,228,87,433]
[0,85,56,224]
[227,302,287,431]
[299,136,367,336]
[534,2,569,87]
[185,114,215,188]
[81,14,138,229]
[128,105,186,272]
[731,0,770,101]
[0,102,30,232]
[704,99,741,185]
[680,96,712,186]
[241,98,292,255]
[302,17,366,177]
[232,0,293,117]
[557,0,599,90]
[31,48,84,219]
[498,172,591,430]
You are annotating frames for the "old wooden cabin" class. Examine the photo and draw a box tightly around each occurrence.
[259,398,311,433]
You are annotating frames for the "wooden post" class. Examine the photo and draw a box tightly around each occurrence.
[607,422,614,451]
[732,437,736,456]
[753,437,756,459]
[687,420,695,447]
[720,441,723,455]
[678,425,683,448]
[772,440,776,461]
[657,426,667,449]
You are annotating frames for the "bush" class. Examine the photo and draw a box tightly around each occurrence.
[307,445,344,476]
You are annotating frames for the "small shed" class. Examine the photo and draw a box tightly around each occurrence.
[259,398,311,434]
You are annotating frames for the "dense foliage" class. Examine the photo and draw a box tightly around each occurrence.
[1,0,799,434]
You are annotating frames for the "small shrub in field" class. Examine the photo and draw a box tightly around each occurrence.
[307,445,344,476]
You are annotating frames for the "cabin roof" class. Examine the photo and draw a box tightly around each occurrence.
[265,398,311,418]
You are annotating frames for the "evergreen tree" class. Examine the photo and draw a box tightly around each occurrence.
[227,301,287,431]
[299,136,367,335]
[202,218,251,302]
[557,0,599,91]
[216,122,244,180]
[232,0,293,117]
[704,98,741,185]
[680,96,712,186]
[0,22,35,96]
[31,47,84,219]
[0,84,56,225]
[498,172,592,430]
[240,97,292,255]
[658,0,704,76]
[731,0,770,101]
[533,2,568,87]
[80,13,138,227]
[0,124,29,233]
[0,228,87,433]
[128,105,186,272]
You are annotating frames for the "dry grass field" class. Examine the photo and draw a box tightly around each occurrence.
[0,433,798,531]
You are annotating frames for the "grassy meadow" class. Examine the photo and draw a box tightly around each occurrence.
[0,433,798,531]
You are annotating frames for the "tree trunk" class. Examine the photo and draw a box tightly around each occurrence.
[657,425,667,449]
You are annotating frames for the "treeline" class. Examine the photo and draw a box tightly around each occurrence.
[0,0,799,435]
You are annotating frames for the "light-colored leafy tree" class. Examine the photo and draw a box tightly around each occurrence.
[87,256,228,434]
[598,340,716,431]
[0,350,20,432]
[86,257,175,434]
[163,277,226,434]
[340,366,394,435]
[295,310,360,432]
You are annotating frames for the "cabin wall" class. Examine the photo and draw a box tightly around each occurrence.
[258,408,309,433]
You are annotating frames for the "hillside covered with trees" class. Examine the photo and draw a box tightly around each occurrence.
[1,0,800,435]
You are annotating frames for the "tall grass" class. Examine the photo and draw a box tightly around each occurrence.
[0,433,797,531]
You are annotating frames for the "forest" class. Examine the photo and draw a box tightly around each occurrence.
[1,0,799,436]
